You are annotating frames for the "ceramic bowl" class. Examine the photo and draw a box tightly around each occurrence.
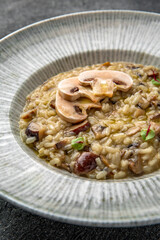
[0,10,160,227]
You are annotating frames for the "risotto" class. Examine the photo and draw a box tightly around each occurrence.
[19,62,160,180]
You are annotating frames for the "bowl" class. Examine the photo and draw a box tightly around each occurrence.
[0,10,160,227]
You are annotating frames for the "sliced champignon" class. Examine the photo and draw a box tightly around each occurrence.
[58,77,102,103]
[91,124,106,139]
[129,157,143,175]
[65,120,90,135]
[55,92,101,123]
[74,152,98,174]
[25,122,45,141]
[21,108,37,119]
[126,127,140,136]
[79,70,133,95]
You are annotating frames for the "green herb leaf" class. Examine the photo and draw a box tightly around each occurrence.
[141,129,155,141]
[151,78,160,86]
[71,137,85,150]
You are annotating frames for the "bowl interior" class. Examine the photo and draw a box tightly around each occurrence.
[10,49,160,179]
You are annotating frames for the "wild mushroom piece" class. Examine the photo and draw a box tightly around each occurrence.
[55,140,68,150]
[25,122,46,141]
[21,108,37,119]
[58,77,102,103]
[79,70,133,95]
[91,124,106,139]
[50,100,55,109]
[55,92,101,123]
[150,113,160,121]
[65,120,91,135]
[74,152,98,174]
[129,157,143,175]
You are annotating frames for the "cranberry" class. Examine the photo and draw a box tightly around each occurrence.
[74,152,98,174]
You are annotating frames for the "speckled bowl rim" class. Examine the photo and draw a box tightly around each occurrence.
[0,10,160,227]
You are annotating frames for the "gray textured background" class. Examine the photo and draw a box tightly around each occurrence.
[0,0,160,239]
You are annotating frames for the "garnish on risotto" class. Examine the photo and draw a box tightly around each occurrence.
[19,62,160,180]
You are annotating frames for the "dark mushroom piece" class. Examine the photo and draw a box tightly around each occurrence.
[65,120,90,135]
[157,102,160,108]
[129,158,143,175]
[127,142,140,148]
[21,108,37,119]
[74,152,98,174]
[50,100,55,109]
[91,125,106,139]
[25,122,45,141]
[55,140,68,150]
[150,113,160,121]
[147,69,159,78]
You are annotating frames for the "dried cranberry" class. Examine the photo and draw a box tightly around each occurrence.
[74,152,98,174]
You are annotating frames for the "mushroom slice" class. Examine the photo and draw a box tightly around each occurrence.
[55,92,101,123]
[25,122,46,141]
[91,78,114,97]
[65,120,90,135]
[58,77,102,103]
[79,70,133,94]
